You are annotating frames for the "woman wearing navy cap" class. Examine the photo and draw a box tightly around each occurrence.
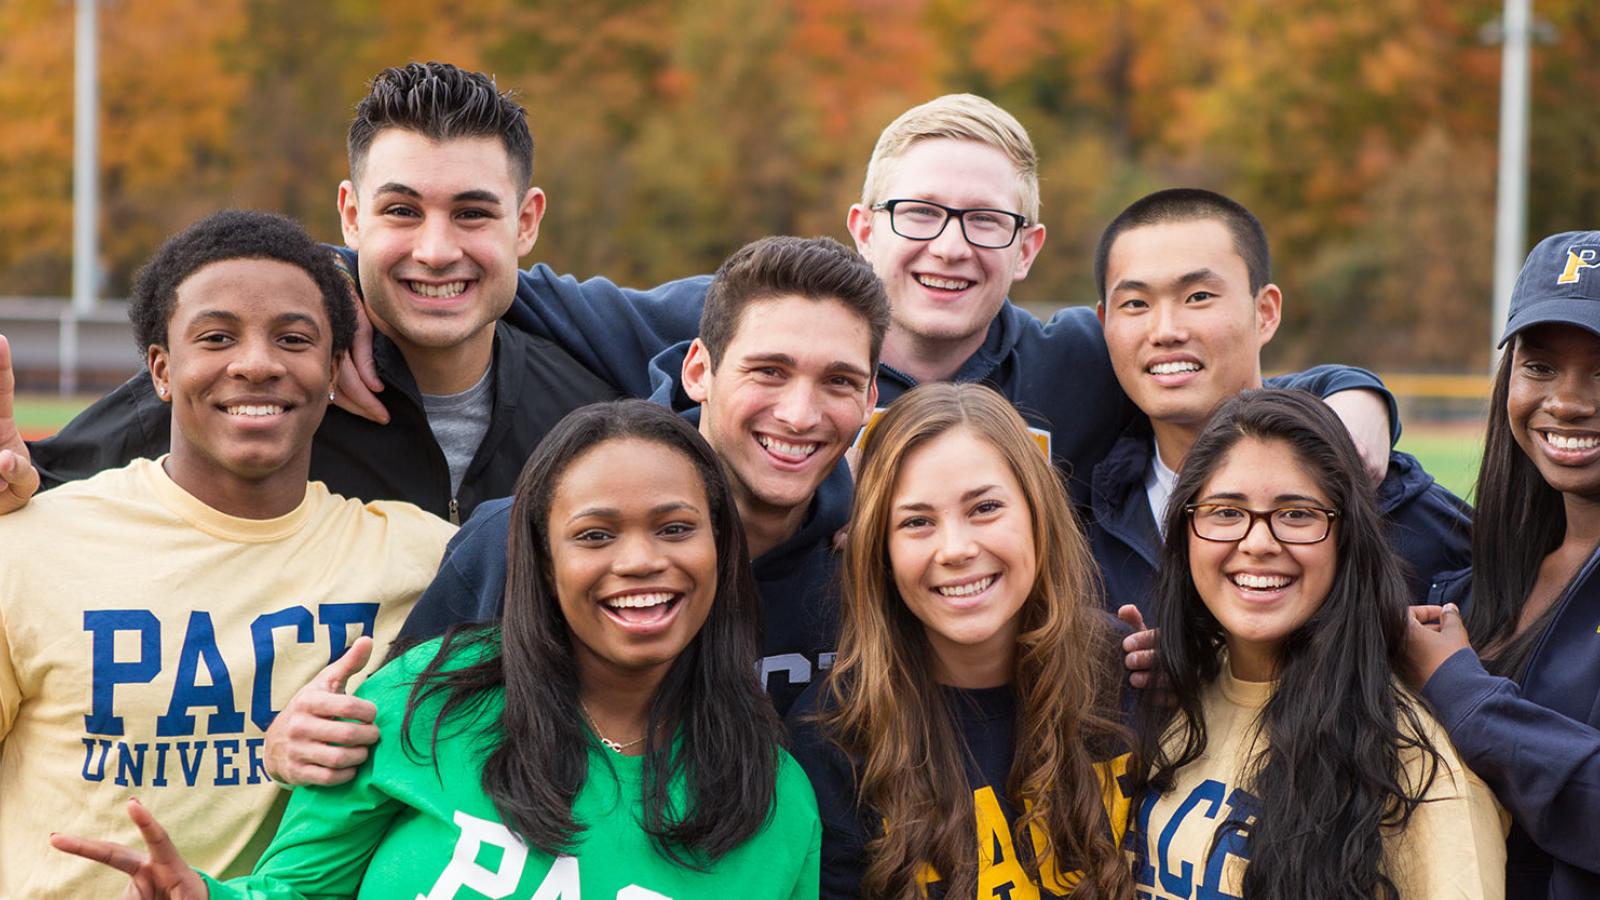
[1405,231,1600,899]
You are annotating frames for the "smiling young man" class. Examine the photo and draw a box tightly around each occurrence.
[1089,188,1471,619]
[0,211,455,897]
[264,236,886,787]
[12,63,618,524]
[404,236,884,711]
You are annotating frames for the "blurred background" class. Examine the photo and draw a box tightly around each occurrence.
[5,0,1599,496]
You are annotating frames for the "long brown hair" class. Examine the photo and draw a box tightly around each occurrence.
[820,382,1131,898]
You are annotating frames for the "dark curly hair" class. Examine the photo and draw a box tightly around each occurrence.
[128,209,355,357]
[348,62,533,192]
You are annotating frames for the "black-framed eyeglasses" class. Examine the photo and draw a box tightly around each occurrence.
[1184,503,1339,545]
[871,198,1029,249]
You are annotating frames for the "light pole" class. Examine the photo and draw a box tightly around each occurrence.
[66,0,99,396]
[1490,0,1530,372]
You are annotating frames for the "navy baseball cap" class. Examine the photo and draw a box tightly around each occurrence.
[1500,230,1600,347]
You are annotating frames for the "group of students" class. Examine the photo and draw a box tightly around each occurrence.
[0,60,1593,900]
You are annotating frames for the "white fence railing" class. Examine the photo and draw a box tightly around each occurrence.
[0,297,139,394]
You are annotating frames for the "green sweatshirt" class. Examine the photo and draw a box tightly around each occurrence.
[202,639,821,899]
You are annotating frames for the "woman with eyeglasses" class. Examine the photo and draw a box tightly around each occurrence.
[1129,389,1504,899]
[1403,232,1600,899]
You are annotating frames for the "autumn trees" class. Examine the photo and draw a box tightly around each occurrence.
[2,0,1596,372]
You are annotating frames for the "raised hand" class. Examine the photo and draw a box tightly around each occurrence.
[51,798,210,899]
[0,335,41,514]
[264,635,382,786]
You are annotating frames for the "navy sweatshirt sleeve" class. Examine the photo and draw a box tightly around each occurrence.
[1265,363,1401,444]
[397,499,513,644]
[502,264,712,399]
[26,372,170,489]
[1422,647,1600,875]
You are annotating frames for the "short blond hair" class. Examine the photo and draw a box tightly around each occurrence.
[860,94,1040,222]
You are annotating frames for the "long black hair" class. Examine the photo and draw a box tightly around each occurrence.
[401,399,782,865]
[1132,389,1444,899]
[1465,347,1569,676]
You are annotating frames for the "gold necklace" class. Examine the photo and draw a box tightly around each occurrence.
[580,701,646,754]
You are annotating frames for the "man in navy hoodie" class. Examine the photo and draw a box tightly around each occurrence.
[263,235,888,785]
[1090,188,1471,625]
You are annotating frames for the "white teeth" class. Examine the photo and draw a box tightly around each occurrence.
[1149,361,1202,375]
[936,575,994,598]
[406,280,467,298]
[1232,573,1291,590]
[603,592,675,609]
[1544,431,1600,451]
[757,435,819,458]
[916,274,973,291]
[226,405,284,417]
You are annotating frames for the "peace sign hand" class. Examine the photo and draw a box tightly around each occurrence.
[51,798,210,899]
[0,335,41,514]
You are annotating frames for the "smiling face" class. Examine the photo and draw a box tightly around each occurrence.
[1187,436,1338,680]
[683,295,877,517]
[847,138,1045,365]
[338,129,543,365]
[149,257,337,514]
[1099,219,1281,435]
[1508,324,1600,502]
[886,427,1037,687]
[548,437,718,687]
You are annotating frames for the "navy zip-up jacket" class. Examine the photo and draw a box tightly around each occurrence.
[398,342,851,716]
[26,322,618,523]
[503,267,1395,506]
[1422,563,1600,900]
[1089,387,1472,617]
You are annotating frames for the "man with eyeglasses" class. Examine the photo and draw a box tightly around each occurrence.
[1090,188,1470,627]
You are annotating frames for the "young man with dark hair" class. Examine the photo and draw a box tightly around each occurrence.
[266,235,887,786]
[1091,188,1471,622]
[9,62,619,524]
[0,211,455,895]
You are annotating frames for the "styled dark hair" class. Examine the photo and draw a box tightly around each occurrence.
[1133,389,1444,900]
[1464,347,1566,676]
[1094,188,1271,301]
[348,61,534,192]
[698,236,890,371]
[402,400,782,865]
[129,209,354,355]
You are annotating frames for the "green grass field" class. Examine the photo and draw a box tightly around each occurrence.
[16,393,1489,500]
[16,395,100,439]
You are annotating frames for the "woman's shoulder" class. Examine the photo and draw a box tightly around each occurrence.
[1395,687,1492,800]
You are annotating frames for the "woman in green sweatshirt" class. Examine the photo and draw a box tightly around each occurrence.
[54,399,821,899]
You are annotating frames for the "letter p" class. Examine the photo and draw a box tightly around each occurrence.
[83,610,161,736]
[419,811,530,900]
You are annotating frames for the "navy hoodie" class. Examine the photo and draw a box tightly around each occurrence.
[1089,383,1472,617]
[398,341,851,716]
[1423,562,1600,900]
[503,268,1393,506]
